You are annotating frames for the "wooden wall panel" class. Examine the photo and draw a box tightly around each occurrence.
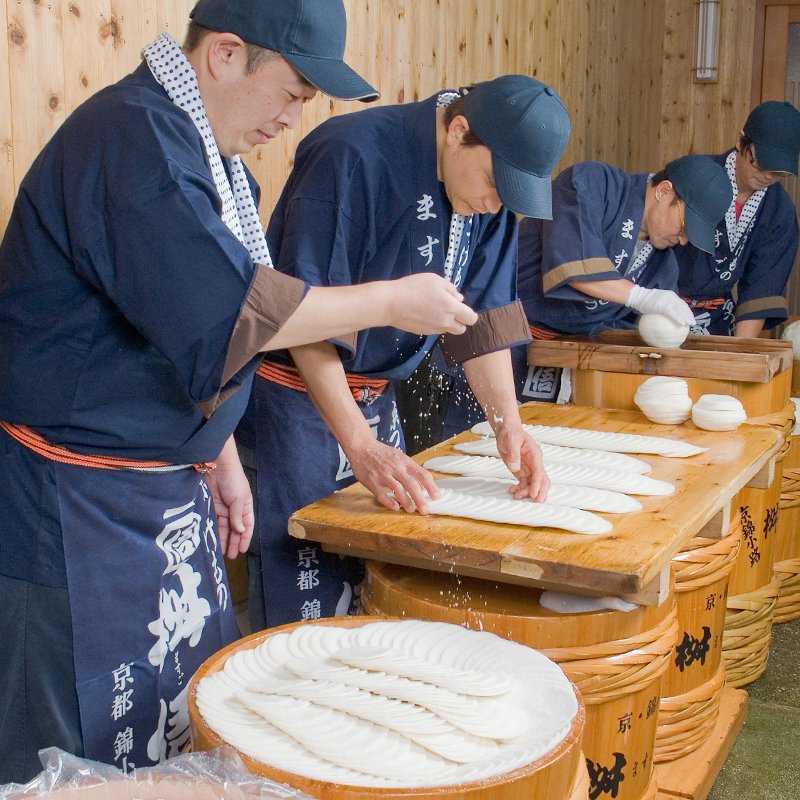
[0,0,763,236]
[0,0,13,225]
[659,0,757,163]
[583,0,667,172]
[8,0,67,184]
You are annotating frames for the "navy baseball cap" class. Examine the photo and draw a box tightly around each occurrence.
[190,0,379,102]
[463,75,571,218]
[743,101,800,175]
[665,154,733,254]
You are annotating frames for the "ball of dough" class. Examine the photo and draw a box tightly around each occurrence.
[691,394,747,431]
[638,313,690,349]
[780,319,800,359]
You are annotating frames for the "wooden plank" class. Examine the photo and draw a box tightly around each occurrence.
[528,331,792,383]
[654,688,748,800]
[696,504,732,540]
[8,0,67,190]
[762,5,790,101]
[0,0,14,235]
[289,403,782,603]
[528,335,792,383]
[60,0,115,113]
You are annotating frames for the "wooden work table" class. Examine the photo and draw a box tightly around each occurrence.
[288,403,782,607]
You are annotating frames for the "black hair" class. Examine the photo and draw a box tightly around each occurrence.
[442,84,486,147]
[650,167,683,202]
[183,21,279,74]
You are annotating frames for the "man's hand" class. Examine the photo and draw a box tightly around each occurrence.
[495,423,550,502]
[347,438,440,513]
[205,438,254,558]
[389,274,478,335]
[624,284,695,326]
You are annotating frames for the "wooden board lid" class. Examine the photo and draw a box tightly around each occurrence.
[528,331,792,383]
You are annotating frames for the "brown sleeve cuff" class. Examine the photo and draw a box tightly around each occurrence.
[197,267,308,418]
[222,266,308,385]
[542,257,615,293]
[439,300,531,367]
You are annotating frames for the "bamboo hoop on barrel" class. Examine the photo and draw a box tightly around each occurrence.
[774,560,800,623]
[755,404,795,449]
[722,577,781,687]
[671,528,741,592]
[539,610,679,704]
[654,667,726,762]
[779,467,800,510]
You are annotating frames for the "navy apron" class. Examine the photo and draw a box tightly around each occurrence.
[688,298,736,336]
[55,463,239,769]
[251,375,404,628]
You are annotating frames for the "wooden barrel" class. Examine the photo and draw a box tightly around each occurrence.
[654,525,740,763]
[775,405,800,623]
[362,563,677,800]
[188,616,586,800]
[721,412,790,687]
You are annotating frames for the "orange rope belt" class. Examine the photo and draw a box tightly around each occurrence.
[0,421,215,473]
[528,324,560,340]
[680,296,725,310]
[257,360,389,402]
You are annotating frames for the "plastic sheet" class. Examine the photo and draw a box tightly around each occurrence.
[0,746,315,800]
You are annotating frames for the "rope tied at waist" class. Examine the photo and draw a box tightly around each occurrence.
[257,360,389,403]
[0,421,215,473]
[681,296,725,310]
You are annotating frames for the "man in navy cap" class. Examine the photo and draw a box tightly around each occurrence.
[0,0,482,781]
[441,153,733,432]
[676,101,800,336]
[238,75,571,630]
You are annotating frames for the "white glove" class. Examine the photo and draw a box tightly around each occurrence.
[624,284,695,327]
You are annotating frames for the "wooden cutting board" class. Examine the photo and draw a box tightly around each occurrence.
[288,403,781,606]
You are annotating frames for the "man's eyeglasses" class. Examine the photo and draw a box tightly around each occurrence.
[745,146,790,177]
[678,200,686,237]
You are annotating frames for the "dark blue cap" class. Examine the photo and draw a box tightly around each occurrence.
[743,101,800,175]
[462,75,571,218]
[664,154,733,254]
[190,0,379,102]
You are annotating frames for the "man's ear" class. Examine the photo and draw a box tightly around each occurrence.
[446,114,470,146]
[654,179,677,203]
[206,33,247,81]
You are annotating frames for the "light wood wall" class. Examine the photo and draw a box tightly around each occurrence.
[0,0,758,232]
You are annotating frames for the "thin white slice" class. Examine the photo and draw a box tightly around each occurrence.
[423,485,612,534]
[241,680,498,763]
[331,645,515,696]
[455,438,652,474]
[426,455,674,497]
[539,591,639,614]
[471,422,707,457]
[436,476,642,513]
[237,693,457,781]
[283,657,529,740]
[196,619,579,788]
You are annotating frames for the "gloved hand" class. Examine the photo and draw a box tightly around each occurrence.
[624,284,695,327]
